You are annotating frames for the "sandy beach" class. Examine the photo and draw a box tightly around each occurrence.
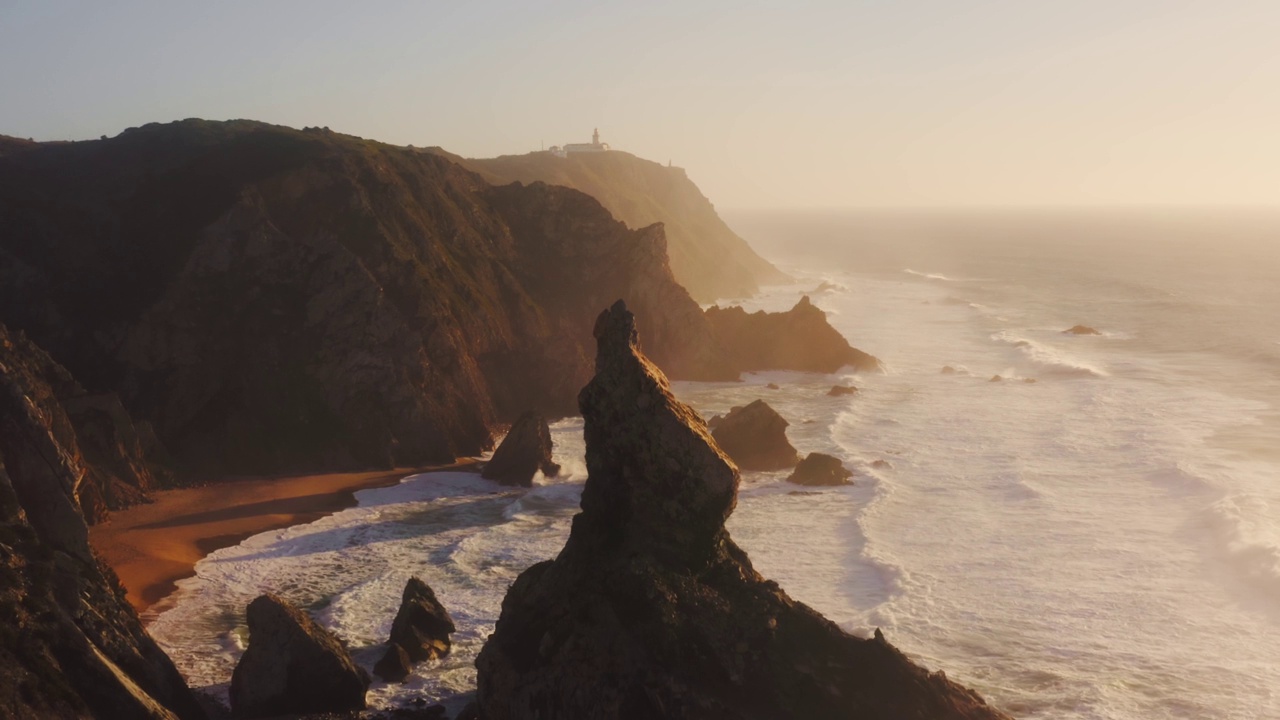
[90,463,477,613]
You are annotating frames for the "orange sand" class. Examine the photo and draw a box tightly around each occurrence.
[89,463,476,613]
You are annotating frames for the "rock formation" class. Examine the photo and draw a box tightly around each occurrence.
[705,296,880,374]
[1064,325,1101,335]
[374,577,457,682]
[827,384,857,397]
[0,324,203,719]
[711,400,800,471]
[447,148,790,302]
[229,594,370,718]
[786,453,854,486]
[941,365,958,374]
[0,120,859,480]
[481,412,560,486]
[473,301,1010,719]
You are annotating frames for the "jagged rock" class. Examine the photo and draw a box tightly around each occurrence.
[827,384,857,397]
[786,453,854,486]
[707,413,724,429]
[711,400,800,471]
[705,296,880,374]
[473,301,1010,720]
[481,412,560,487]
[229,594,369,718]
[1064,325,1100,335]
[0,324,204,720]
[385,577,456,664]
[374,643,412,683]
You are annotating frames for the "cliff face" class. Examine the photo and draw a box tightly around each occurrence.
[474,301,1008,720]
[451,149,790,302]
[0,120,735,478]
[0,324,203,719]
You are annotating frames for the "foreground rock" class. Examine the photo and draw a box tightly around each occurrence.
[711,399,800,471]
[230,594,369,718]
[1064,325,1101,335]
[481,412,560,486]
[375,578,457,682]
[706,296,880,373]
[473,301,1010,719]
[787,453,854,486]
[0,324,203,719]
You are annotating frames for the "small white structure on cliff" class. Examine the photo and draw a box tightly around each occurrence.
[550,128,610,157]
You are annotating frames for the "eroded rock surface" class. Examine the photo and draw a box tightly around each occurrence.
[473,301,1010,720]
[230,594,369,718]
[0,324,203,720]
[481,412,560,487]
[711,399,800,471]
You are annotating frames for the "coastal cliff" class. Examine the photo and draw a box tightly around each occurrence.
[0,120,862,481]
[0,324,203,719]
[445,149,790,302]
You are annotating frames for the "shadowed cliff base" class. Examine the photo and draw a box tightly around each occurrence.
[474,301,1008,720]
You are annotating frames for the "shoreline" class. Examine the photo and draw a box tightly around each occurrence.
[89,461,479,614]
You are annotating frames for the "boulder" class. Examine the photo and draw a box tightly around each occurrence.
[385,577,456,664]
[473,301,1010,719]
[711,400,800,471]
[373,643,412,683]
[481,412,560,487]
[827,384,857,397]
[1063,325,1101,335]
[786,453,854,486]
[229,594,369,718]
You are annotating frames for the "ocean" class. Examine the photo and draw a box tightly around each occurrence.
[147,208,1280,718]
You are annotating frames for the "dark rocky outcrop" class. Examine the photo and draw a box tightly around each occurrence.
[827,384,857,397]
[786,453,854,486]
[0,324,203,719]
[448,149,790,302]
[711,400,800,471]
[0,120,857,480]
[229,594,369,718]
[1064,325,1101,335]
[481,412,560,487]
[374,577,457,682]
[473,301,1010,720]
[706,296,880,374]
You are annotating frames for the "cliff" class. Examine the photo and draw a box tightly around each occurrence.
[0,120,737,478]
[474,302,1008,719]
[447,149,790,302]
[0,324,203,719]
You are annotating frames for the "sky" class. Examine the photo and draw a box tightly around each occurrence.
[2,1,1278,209]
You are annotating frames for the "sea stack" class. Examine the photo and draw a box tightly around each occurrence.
[229,594,370,718]
[786,452,854,486]
[711,399,800,471]
[481,411,561,486]
[374,577,457,682]
[473,300,1009,719]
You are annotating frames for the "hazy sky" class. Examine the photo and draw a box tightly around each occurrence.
[2,1,1278,209]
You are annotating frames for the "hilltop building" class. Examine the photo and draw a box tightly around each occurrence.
[549,128,610,157]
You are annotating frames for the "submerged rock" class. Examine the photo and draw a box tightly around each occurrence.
[481,412,560,487]
[827,384,857,397]
[473,300,1011,720]
[711,399,800,471]
[1064,325,1101,335]
[765,382,780,390]
[941,365,958,374]
[990,375,1003,382]
[229,594,369,718]
[786,453,854,486]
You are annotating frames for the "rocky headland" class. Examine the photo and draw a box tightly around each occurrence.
[473,301,1008,719]
[705,296,881,373]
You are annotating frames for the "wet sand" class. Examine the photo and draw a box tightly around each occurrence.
[89,463,477,613]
